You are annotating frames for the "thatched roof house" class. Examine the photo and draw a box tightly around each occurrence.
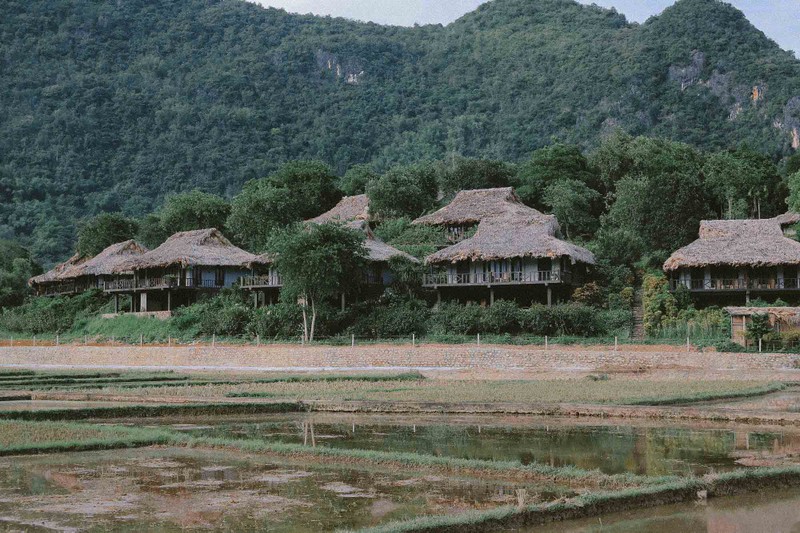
[308,194,369,224]
[115,228,262,272]
[29,253,88,286]
[412,187,556,230]
[65,240,148,278]
[305,197,419,264]
[663,216,800,271]
[426,214,595,266]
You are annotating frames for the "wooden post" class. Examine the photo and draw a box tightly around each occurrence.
[759,337,762,353]
[56,334,59,346]
[351,334,355,347]
[167,290,172,312]
[545,335,548,350]
[614,336,618,352]
[212,334,216,347]
[114,294,119,314]
[140,334,143,346]
[547,286,552,307]
[340,293,346,312]
[489,288,495,306]
[687,336,690,352]
[412,333,415,347]
[256,334,260,347]
[477,333,480,346]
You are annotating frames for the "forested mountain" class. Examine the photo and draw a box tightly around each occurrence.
[2,0,799,263]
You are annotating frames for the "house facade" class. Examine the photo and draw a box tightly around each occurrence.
[664,215,800,306]
[106,229,265,314]
[415,188,595,306]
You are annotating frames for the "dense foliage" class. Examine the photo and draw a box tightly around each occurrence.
[2,0,799,263]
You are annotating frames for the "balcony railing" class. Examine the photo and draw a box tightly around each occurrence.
[423,270,571,287]
[104,277,226,292]
[40,281,89,296]
[239,275,283,289]
[669,278,800,291]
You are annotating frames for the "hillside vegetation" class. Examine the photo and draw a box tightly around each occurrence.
[2,0,800,262]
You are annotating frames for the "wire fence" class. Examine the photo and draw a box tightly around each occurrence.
[0,332,729,351]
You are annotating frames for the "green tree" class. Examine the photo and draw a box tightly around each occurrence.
[228,161,341,250]
[339,164,379,196]
[268,223,368,342]
[367,163,438,219]
[159,190,231,233]
[76,213,139,257]
[517,144,600,208]
[0,240,41,309]
[137,213,170,249]
[705,148,782,219]
[746,313,772,347]
[787,171,800,213]
[437,158,517,197]
[542,179,601,239]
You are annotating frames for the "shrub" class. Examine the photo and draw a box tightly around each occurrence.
[481,300,523,334]
[349,296,430,338]
[571,282,604,308]
[0,290,108,334]
[429,302,484,335]
[173,290,251,336]
[715,339,745,352]
[246,303,303,340]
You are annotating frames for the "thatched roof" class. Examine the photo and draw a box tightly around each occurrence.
[412,187,556,230]
[115,228,261,271]
[345,220,419,264]
[307,195,369,224]
[663,216,800,271]
[725,306,800,319]
[426,214,595,265]
[65,240,148,277]
[29,253,88,286]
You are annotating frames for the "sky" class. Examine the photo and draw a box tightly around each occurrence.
[250,0,800,55]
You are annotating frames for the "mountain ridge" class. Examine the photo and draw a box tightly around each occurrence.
[0,0,798,262]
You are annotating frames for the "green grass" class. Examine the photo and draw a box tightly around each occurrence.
[348,467,800,533]
[0,420,172,456]
[0,402,304,421]
[623,382,786,406]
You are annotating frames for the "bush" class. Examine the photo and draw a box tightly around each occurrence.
[715,339,745,352]
[429,302,484,335]
[481,300,523,334]
[246,303,303,340]
[0,290,108,334]
[173,290,251,336]
[349,296,430,338]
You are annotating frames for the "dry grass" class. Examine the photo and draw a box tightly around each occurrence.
[77,378,776,405]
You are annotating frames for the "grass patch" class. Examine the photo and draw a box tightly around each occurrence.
[350,466,800,533]
[85,379,780,406]
[177,435,673,489]
[623,382,786,406]
[0,420,172,456]
[0,402,304,421]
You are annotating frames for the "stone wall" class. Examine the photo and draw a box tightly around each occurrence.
[0,344,797,372]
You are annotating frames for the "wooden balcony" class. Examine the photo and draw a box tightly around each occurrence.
[669,278,800,292]
[39,281,89,297]
[104,277,225,292]
[239,275,283,289]
[423,270,571,288]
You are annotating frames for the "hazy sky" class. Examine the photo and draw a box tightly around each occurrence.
[250,0,800,55]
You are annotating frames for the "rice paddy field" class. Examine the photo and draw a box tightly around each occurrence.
[0,369,799,531]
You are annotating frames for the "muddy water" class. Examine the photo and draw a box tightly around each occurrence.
[523,486,800,532]
[134,413,800,476]
[0,447,569,532]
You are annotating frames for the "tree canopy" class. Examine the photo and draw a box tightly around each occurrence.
[76,213,139,257]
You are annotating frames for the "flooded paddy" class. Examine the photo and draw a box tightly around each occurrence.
[524,486,800,533]
[0,446,571,532]
[126,413,800,476]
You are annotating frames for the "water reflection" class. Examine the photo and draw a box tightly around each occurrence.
[142,413,800,476]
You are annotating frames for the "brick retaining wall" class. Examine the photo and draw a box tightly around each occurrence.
[0,344,798,372]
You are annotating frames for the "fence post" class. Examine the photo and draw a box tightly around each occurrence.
[759,337,762,353]
[351,334,355,347]
[33,336,36,347]
[168,336,171,347]
[256,334,260,347]
[614,336,618,352]
[412,333,415,348]
[686,336,690,352]
[9,337,12,347]
[545,336,548,350]
[56,334,59,346]
[477,333,481,346]
[212,334,216,347]
[140,334,143,347]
